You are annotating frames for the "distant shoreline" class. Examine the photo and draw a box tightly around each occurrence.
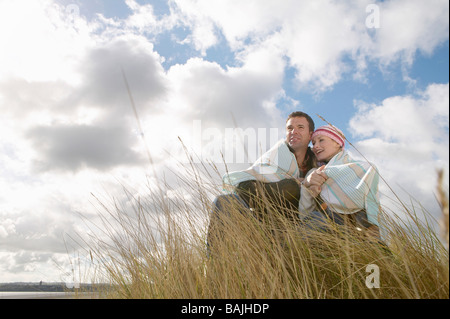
[0,282,101,293]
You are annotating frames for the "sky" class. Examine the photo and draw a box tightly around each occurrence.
[0,0,448,283]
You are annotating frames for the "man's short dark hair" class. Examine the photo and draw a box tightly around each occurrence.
[286,111,315,132]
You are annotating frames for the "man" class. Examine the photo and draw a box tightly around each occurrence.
[285,111,316,179]
[221,111,317,196]
[206,111,318,256]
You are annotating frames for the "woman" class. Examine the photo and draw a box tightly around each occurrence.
[300,125,382,240]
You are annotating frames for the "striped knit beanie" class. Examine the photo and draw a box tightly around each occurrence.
[311,125,345,148]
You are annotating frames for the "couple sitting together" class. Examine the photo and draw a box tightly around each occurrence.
[208,111,382,248]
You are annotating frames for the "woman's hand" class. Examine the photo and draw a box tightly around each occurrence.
[308,185,322,198]
[303,166,328,197]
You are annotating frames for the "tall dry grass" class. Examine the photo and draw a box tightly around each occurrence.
[78,155,449,299]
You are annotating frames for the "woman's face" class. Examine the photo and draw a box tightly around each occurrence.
[312,135,341,162]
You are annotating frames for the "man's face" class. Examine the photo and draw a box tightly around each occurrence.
[286,116,312,152]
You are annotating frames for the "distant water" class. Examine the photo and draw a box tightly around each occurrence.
[0,291,96,299]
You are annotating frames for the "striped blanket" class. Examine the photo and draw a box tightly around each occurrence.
[222,139,300,192]
[300,150,381,227]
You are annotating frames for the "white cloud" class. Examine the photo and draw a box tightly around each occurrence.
[170,0,449,92]
[171,0,288,53]
[0,219,15,239]
[0,0,96,84]
[349,83,449,220]
[0,1,170,281]
[373,0,450,64]
[170,0,366,90]
[350,83,449,149]
[26,124,146,172]
[157,52,287,164]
